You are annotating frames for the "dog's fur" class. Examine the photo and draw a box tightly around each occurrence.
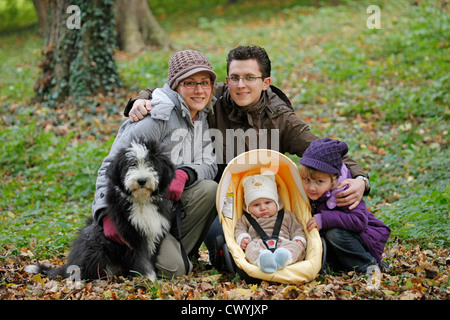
[25,139,175,281]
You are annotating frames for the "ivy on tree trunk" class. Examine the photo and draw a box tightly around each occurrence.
[35,0,122,105]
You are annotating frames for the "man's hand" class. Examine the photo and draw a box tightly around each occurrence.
[129,99,152,122]
[335,178,365,210]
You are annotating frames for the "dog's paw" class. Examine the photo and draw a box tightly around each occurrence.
[145,270,156,282]
[24,264,41,274]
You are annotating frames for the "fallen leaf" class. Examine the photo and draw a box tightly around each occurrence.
[84,282,92,293]
[185,289,194,300]
[398,290,423,300]
[32,274,44,286]
[200,274,222,282]
[172,286,183,300]
[51,292,61,299]
[199,282,214,292]
[282,285,301,299]
[382,289,396,297]
[236,288,253,296]
[61,286,71,294]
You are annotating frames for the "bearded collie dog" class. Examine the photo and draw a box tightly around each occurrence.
[25,139,175,281]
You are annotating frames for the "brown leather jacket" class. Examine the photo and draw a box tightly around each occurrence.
[124,83,368,187]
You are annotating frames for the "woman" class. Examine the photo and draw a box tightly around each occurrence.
[92,50,218,278]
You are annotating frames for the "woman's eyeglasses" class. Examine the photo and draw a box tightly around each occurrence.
[181,81,212,89]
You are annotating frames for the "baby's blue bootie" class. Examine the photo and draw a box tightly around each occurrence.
[274,248,290,270]
[258,250,277,273]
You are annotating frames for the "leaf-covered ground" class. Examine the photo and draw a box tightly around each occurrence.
[0,243,448,300]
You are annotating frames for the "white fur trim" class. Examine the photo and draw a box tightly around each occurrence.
[286,249,293,265]
[293,236,307,248]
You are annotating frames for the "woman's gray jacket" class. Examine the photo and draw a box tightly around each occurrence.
[92,84,217,222]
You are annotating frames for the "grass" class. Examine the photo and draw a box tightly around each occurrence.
[0,29,42,102]
[0,0,449,262]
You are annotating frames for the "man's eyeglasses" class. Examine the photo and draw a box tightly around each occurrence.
[181,80,212,89]
[226,76,265,84]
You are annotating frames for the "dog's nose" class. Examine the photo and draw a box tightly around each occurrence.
[137,178,147,187]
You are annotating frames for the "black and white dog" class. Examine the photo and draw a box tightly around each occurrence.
[25,139,175,281]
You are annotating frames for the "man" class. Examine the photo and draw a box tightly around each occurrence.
[125,45,370,265]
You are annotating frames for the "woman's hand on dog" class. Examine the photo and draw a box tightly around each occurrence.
[102,215,131,248]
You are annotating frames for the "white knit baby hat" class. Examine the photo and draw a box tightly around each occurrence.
[243,172,280,212]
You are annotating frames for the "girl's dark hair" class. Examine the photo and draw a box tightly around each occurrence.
[226,45,271,78]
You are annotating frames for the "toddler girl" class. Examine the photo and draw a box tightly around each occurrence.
[299,138,390,273]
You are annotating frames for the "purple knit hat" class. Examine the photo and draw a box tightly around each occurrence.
[167,50,217,90]
[300,138,348,176]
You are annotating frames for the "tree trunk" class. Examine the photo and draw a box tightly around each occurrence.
[34,0,71,102]
[115,0,177,53]
[32,0,49,37]
[34,0,122,104]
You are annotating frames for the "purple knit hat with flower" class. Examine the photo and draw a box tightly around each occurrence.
[299,138,348,176]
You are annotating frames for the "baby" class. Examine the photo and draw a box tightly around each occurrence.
[235,172,307,273]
